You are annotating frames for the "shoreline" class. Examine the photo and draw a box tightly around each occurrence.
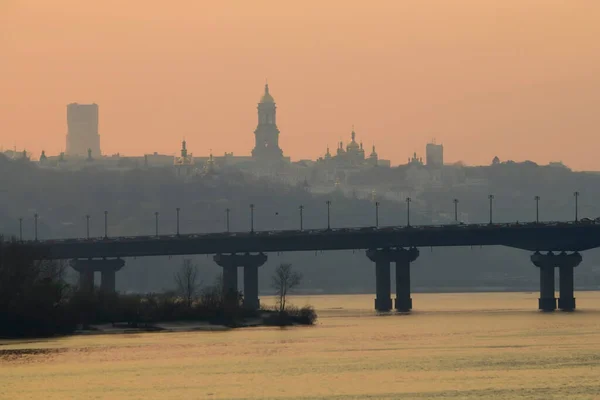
[287,286,600,296]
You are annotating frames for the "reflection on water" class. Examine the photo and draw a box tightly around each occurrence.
[2,292,600,399]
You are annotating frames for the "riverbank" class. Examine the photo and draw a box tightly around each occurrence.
[75,320,251,335]
[73,312,297,335]
[0,307,317,340]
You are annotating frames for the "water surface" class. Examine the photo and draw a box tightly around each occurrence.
[2,292,600,399]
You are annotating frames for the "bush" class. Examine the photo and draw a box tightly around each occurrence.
[262,305,317,326]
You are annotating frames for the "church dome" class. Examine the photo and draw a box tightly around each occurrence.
[347,141,359,151]
[260,84,275,103]
[346,129,360,151]
[370,145,378,158]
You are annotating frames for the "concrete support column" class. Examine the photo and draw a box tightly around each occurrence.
[539,265,556,311]
[395,261,411,311]
[222,264,238,296]
[531,252,557,311]
[532,251,582,312]
[244,264,260,310]
[70,258,125,294]
[214,253,268,311]
[558,252,581,311]
[375,259,392,311]
[393,247,419,312]
[367,249,392,311]
[79,268,94,293]
[101,269,116,293]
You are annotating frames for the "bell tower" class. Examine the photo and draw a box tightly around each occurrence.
[252,84,283,161]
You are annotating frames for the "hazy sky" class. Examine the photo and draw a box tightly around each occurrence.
[2,1,599,169]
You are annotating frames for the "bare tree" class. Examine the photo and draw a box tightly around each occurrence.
[174,259,200,308]
[271,263,302,313]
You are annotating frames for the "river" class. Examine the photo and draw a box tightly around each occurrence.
[2,292,600,399]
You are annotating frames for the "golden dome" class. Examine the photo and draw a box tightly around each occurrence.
[260,84,275,103]
[370,145,378,158]
[346,129,360,151]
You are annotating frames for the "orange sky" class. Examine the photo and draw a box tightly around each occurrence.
[1,1,599,169]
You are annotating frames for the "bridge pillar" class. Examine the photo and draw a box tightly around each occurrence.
[213,253,268,310]
[531,252,557,311]
[531,251,582,311]
[392,247,420,312]
[70,258,125,294]
[366,249,393,312]
[557,252,581,311]
[79,268,94,293]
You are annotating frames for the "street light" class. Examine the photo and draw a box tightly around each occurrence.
[86,215,90,239]
[19,217,23,242]
[155,212,159,237]
[534,196,540,223]
[34,213,39,241]
[104,211,108,239]
[250,204,255,233]
[299,205,304,231]
[326,200,331,230]
[375,201,380,228]
[176,207,180,236]
[226,208,230,233]
[574,191,580,222]
[406,197,412,227]
[488,195,494,224]
[453,199,459,223]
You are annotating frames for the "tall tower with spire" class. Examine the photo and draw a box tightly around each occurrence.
[252,84,283,161]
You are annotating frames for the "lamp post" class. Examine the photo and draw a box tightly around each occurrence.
[34,213,38,241]
[326,200,331,230]
[19,217,23,242]
[574,191,579,222]
[155,212,159,237]
[453,199,459,223]
[488,195,494,224]
[406,197,412,227]
[250,204,255,233]
[104,211,108,239]
[176,207,180,236]
[534,196,540,223]
[375,201,380,228]
[226,208,230,233]
[86,215,90,239]
[299,205,304,231]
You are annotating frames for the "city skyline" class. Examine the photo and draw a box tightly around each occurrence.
[2,1,600,169]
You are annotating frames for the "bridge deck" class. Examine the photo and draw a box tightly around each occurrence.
[26,221,600,259]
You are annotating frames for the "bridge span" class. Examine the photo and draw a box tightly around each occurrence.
[29,221,600,313]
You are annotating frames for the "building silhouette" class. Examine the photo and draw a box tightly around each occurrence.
[252,84,283,161]
[66,103,101,158]
[426,142,443,167]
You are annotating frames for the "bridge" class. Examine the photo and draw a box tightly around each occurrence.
[28,220,600,313]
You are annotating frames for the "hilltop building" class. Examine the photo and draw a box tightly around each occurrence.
[66,103,101,158]
[426,142,443,167]
[252,84,284,162]
[318,128,389,169]
[408,152,424,166]
[174,140,194,176]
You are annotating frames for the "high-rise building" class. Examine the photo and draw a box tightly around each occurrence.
[66,103,101,157]
[426,142,443,167]
[252,84,283,161]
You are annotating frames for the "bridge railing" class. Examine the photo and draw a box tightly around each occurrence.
[28,219,593,245]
